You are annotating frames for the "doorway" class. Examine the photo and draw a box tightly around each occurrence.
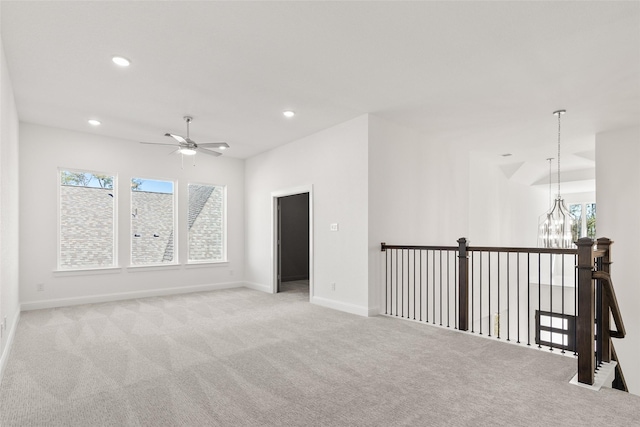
[272,186,312,298]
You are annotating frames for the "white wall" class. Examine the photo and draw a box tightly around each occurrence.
[367,116,469,314]
[468,153,548,247]
[0,37,20,379]
[245,115,370,315]
[19,123,245,308]
[368,116,423,314]
[596,126,640,396]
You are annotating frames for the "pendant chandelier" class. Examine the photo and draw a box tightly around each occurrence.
[539,110,576,248]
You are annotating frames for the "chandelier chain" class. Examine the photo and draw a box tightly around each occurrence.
[557,113,561,198]
[547,157,553,208]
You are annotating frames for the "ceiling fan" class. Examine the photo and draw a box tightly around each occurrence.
[140,116,229,157]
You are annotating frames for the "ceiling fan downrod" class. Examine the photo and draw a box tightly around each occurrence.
[184,116,193,139]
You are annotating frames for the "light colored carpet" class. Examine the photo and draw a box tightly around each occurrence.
[1,283,639,426]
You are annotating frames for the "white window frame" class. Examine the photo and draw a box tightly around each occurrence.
[57,167,118,271]
[187,182,227,264]
[129,176,179,267]
[569,201,596,240]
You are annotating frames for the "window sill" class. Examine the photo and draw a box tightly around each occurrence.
[53,267,122,277]
[185,261,229,269]
[126,264,182,273]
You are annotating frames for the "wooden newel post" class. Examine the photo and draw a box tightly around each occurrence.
[458,237,469,331]
[576,237,595,385]
[596,237,613,363]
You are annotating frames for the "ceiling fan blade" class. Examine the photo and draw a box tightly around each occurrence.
[197,142,230,149]
[198,148,222,157]
[165,133,187,144]
[140,141,181,147]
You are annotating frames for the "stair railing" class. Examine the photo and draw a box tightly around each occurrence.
[382,236,628,392]
[576,237,627,391]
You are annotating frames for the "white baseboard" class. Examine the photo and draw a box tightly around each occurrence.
[243,281,272,293]
[368,306,382,317]
[0,309,20,385]
[311,296,371,317]
[20,281,246,311]
[570,361,617,391]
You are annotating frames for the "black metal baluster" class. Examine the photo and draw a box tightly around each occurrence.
[538,253,542,348]
[439,250,443,326]
[426,250,430,323]
[395,249,398,317]
[573,253,578,356]
[549,252,554,351]
[480,251,483,335]
[419,250,423,322]
[385,248,388,315]
[471,251,475,333]
[561,254,565,354]
[413,250,416,320]
[507,253,510,342]
[517,253,521,344]
[497,252,500,339]
[433,250,436,325]
[596,256,603,368]
[400,249,404,317]
[488,251,492,337]
[447,250,450,327]
[454,250,458,329]
[527,253,531,346]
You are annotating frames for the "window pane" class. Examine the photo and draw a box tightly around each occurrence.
[569,204,582,242]
[188,184,225,262]
[131,178,175,265]
[59,170,115,269]
[586,203,596,239]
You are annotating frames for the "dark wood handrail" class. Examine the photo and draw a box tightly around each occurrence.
[592,270,626,339]
[382,242,577,255]
[468,246,577,255]
[611,343,629,392]
[592,249,607,258]
[381,243,457,251]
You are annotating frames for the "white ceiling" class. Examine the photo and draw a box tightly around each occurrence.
[1,1,639,177]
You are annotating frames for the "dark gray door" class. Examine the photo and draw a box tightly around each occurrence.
[277,193,310,292]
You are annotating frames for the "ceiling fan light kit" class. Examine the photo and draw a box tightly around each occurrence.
[140,116,229,162]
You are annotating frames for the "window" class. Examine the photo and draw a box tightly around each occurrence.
[535,310,576,352]
[188,184,225,262]
[131,177,176,266]
[586,203,596,239]
[570,204,582,243]
[59,169,116,269]
[570,202,596,241]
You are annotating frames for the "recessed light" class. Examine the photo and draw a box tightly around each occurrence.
[88,119,101,126]
[283,110,295,118]
[112,56,131,67]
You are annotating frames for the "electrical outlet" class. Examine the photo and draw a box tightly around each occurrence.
[331,282,336,291]
[36,283,45,292]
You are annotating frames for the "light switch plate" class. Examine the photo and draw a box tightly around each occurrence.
[330,223,339,232]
